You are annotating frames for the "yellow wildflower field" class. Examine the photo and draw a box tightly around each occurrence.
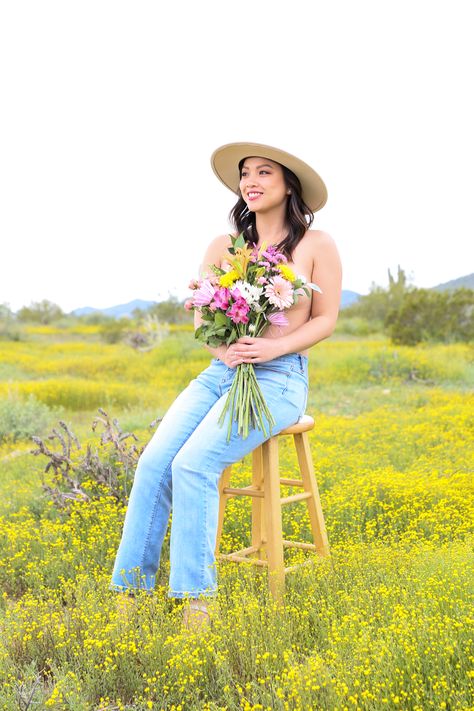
[0,332,472,709]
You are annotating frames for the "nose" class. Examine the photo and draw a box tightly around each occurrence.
[242,173,258,188]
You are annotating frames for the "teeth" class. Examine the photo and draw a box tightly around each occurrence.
[248,192,262,198]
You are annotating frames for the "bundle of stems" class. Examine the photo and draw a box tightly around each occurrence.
[218,361,276,442]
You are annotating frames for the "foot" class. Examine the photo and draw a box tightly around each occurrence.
[182,599,211,632]
[115,592,136,622]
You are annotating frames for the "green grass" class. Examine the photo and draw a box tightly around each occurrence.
[0,333,472,710]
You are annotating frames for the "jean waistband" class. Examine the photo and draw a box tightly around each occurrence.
[212,352,307,375]
[269,352,308,374]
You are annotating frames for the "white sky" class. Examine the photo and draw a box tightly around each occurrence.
[1,0,472,313]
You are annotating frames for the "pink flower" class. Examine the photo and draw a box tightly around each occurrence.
[192,279,216,306]
[267,311,289,327]
[188,278,200,290]
[257,276,267,285]
[264,275,294,309]
[227,297,250,324]
[184,298,194,311]
[212,287,230,310]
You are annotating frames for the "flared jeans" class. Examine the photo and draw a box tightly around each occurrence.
[109,352,309,599]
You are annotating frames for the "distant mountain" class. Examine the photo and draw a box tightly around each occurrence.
[71,299,157,319]
[71,292,361,319]
[431,273,474,292]
[340,290,361,308]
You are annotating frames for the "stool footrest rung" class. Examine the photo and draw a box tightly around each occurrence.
[222,486,264,498]
[218,548,268,567]
[280,491,312,505]
[280,478,304,486]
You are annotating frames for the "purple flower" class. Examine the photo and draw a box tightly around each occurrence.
[192,279,216,307]
[268,311,289,327]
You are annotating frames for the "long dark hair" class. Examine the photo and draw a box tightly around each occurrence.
[228,158,314,261]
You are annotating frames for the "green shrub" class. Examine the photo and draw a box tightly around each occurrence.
[387,287,474,345]
[335,315,383,336]
[0,393,54,442]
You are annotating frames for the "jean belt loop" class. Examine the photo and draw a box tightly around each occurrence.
[298,354,303,373]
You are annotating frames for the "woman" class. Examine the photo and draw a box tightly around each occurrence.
[110,142,342,630]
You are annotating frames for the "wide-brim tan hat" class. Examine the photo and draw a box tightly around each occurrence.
[211,141,328,212]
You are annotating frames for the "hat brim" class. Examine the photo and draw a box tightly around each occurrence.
[210,142,327,213]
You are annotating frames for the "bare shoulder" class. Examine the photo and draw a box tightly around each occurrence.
[209,233,233,250]
[305,229,338,249]
[200,233,233,276]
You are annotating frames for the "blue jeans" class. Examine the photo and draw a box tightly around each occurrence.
[109,352,309,599]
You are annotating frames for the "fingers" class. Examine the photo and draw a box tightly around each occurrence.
[227,345,257,366]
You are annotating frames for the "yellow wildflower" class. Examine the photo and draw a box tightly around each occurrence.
[219,269,239,287]
[278,264,296,282]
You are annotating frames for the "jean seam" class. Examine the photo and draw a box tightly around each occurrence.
[199,475,210,590]
[137,459,172,575]
[281,364,295,397]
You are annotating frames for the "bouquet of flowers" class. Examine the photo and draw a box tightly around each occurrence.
[186,233,322,441]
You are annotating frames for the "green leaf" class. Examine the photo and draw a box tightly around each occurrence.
[214,311,228,327]
[209,264,225,275]
[234,233,246,249]
[226,328,237,345]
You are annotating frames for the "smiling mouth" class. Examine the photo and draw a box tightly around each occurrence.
[247,192,263,200]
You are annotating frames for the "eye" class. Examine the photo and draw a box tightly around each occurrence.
[259,170,270,175]
[240,171,248,178]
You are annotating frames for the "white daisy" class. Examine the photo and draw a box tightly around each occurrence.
[233,280,264,308]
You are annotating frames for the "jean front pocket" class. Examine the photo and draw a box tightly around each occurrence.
[253,363,294,397]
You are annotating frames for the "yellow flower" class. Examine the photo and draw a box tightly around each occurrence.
[233,245,254,276]
[219,269,239,287]
[278,264,296,282]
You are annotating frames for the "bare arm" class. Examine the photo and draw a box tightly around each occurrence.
[194,234,232,363]
[277,231,342,353]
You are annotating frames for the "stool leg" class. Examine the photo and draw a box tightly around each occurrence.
[262,437,285,604]
[251,446,266,561]
[215,466,232,556]
[293,432,330,557]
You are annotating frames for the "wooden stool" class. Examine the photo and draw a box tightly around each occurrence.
[215,414,329,603]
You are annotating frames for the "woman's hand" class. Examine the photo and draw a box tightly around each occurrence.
[228,336,286,365]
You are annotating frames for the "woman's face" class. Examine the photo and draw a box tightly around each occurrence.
[239,156,289,213]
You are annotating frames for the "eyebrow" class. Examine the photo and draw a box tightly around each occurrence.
[241,163,275,171]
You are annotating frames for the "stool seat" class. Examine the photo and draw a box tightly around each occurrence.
[215,413,329,604]
[279,414,315,435]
